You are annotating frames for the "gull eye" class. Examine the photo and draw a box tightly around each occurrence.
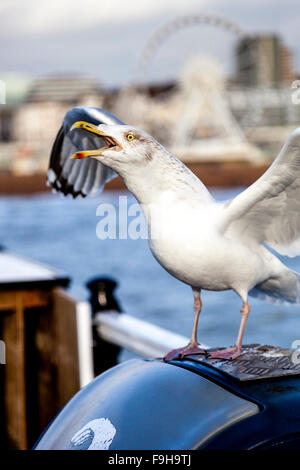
[126,133,135,142]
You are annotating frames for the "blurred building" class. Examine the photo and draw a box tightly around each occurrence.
[1,32,300,176]
[0,73,32,142]
[13,75,104,144]
[3,75,105,173]
[115,47,300,162]
[236,34,295,87]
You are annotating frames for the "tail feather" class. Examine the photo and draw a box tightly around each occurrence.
[249,269,300,305]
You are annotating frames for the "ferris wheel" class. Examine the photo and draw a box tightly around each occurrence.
[135,13,247,85]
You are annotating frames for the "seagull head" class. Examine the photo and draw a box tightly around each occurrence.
[70,121,159,172]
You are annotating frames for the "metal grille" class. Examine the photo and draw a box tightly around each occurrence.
[192,344,300,381]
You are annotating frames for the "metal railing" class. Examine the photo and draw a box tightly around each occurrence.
[94,311,209,359]
[84,277,209,381]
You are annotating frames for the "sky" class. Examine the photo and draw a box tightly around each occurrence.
[0,0,299,87]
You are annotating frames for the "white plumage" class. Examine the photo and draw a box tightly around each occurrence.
[48,107,300,361]
[224,128,300,258]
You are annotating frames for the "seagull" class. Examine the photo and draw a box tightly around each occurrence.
[48,106,300,361]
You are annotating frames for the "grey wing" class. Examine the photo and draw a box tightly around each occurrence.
[47,106,125,198]
[222,128,300,257]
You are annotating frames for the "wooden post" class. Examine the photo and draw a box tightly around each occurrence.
[1,292,28,449]
[0,252,83,449]
[52,288,81,410]
[0,287,83,449]
[14,292,27,449]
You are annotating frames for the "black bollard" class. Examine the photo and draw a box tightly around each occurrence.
[86,277,122,376]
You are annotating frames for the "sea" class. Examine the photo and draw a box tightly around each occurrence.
[0,188,300,353]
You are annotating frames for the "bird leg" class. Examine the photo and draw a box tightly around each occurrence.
[164,289,206,361]
[208,301,250,360]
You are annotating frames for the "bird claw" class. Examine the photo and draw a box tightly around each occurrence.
[208,347,242,360]
[164,344,206,361]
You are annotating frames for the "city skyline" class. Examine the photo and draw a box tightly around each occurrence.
[0,0,299,86]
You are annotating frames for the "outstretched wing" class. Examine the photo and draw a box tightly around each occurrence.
[223,128,300,257]
[47,106,125,198]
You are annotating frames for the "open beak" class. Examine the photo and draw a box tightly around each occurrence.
[70,121,121,159]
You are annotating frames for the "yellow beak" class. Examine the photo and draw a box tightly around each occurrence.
[70,149,103,159]
[70,121,107,159]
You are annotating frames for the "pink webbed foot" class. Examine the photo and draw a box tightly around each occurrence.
[208,346,242,360]
[164,343,206,361]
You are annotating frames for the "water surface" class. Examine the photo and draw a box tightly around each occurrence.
[0,188,299,351]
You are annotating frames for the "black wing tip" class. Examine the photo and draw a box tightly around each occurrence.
[47,106,123,198]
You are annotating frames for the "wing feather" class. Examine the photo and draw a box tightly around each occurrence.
[47,106,124,198]
[223,128,300,256]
